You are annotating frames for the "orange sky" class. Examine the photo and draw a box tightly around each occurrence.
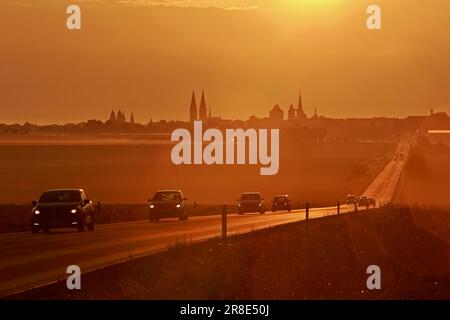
[0,0,449,124]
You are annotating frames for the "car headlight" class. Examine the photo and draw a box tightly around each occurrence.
[150,204,154,209]
[258,203,262,206]
[34,210,40,215]
[70,209,77,214]
[238,204,241,206]
[176,204,181,208]
[284,203,287,205]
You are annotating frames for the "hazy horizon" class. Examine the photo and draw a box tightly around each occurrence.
[1,0,449,124]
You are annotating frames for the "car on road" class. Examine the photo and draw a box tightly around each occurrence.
[271,195,292,212]
[358,196,370,207]
[148,190,188,222]
[238,192,265,214]
[31,189,96,233]
[345,195,359,205]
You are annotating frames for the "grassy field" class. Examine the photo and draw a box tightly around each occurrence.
[394,141,450,206]
[12,205,450,300]
[0,141,394,205]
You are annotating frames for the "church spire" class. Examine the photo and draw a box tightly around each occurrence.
[189,91,197,122]
[109,110,116,122]
[298,89,303,110]
[297,89,307,120]
[199,90,207,120]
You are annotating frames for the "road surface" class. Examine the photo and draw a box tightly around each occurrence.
[362,140,409,203]
[0,142,407,297]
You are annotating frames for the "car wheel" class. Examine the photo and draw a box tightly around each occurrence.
[31,226,39,233]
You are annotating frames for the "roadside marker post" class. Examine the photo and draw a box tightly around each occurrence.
[221,203,227,240]
[337,201,340,215]
[305,202,309,221]
[354,202,358,212]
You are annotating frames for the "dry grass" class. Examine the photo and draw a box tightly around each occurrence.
[394,142,450,206]
[0,142,393,205]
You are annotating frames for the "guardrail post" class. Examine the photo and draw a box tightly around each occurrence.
[337,201,340,215]
[354,202,358,212]
[221,203,227,240]
[305,202,309,221]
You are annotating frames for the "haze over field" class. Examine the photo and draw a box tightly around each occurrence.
[0,0,449,124]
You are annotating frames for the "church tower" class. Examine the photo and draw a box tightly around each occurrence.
[189,91,197,122]
[288,104,296,121]
[109,110,116,122]
[199,91,207,121]
[297,89,307,120]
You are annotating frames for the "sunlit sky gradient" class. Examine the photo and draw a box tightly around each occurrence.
[1,0,449,124]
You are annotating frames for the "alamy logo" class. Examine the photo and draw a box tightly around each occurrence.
[66,265,81,290]
[171,121,279,176]
[66,5,81,30]
[366,265,381,290]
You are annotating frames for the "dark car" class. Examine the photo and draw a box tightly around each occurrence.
[345,195,359,205]
[31,189,96,233]
[358,196,370,207]
[148,190,188,221]
[272,195,291,212]
[238,192,265,214]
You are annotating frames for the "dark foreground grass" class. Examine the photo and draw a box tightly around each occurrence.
[11,206,450,300]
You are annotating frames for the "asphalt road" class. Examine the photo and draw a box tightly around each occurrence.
[0,142,407,297]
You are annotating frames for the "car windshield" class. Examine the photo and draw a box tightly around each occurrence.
[39,190,81,203]
[274,196,286,201]
[241,194,261,201]
[153,192,181,202]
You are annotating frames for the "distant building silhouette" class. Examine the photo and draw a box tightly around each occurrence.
[199,91,207,121]
[109,110,116,122]
[189,91,197,122]
[116,110,124,123]
[107,109,132,124]
[270,105,284,122]
[288,104,296,121]
[297,89,307,120]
